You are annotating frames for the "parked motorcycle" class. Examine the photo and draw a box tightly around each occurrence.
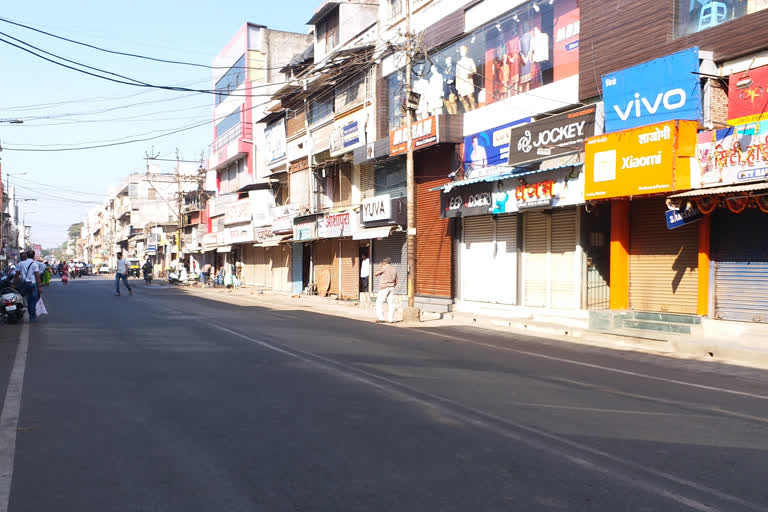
[144,271,153,284]
[0,283,25,323]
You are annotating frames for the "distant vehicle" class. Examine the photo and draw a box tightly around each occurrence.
[128,258,141,277]
[98,264,110,274]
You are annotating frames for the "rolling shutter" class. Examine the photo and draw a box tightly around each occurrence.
[550,208,577,309]
[340,239,360,300]
[629,198,698,314]
[373,233,408,295]
[524,212,548,307]
[713,208,768,322]
[314,239,338,296]
[495,215,518,305]
[292,242,304,294]
[270,244,291,293]
[461,216,496,302]
[360,163,375,200]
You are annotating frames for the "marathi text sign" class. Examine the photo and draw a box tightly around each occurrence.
[697,124,768,186]
[317,211,358,238]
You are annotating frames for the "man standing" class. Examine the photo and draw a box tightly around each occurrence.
[201,262,212,286]
[359,251,370,292]
[14,250,42,322]
[374,257,397,323]
[115,252,133,296]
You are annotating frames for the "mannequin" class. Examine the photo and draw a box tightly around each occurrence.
[413,70,430,120]
[519,20,534,92]
[456,45,477,112]
[442,56,459,115]
[427,67,445,115]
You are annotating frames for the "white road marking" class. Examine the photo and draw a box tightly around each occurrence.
[0,323,30,512]
[205,320,763,512]
[420,330,768,401]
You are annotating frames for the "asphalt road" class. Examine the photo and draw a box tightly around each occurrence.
[2,276,768,511]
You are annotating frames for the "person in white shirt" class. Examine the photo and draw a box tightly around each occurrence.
[360,251,370,292]
[13,250,42,322]
[115,252,133,296]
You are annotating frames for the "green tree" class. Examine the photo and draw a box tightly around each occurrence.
[67,222,83,240]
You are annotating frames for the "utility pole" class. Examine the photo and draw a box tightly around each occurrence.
[403,0,420,321]
[176,149,182,261]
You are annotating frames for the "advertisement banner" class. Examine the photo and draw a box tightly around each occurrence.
[390,116,438,156]
[265,118,286,165]
[270,204,297,234]
[727,65,768,126]
[507,106,597,167]
[665,206,703,230]
[463,117,531,179]
[330,111,366,156]
[602,47,702,133]
[317,211,359,238]
[584,120,698,200]
[441,166,584,218]
[224,199,252,225]
[696,123,768,186]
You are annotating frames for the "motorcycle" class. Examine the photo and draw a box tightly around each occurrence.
[144,271,153,284]
[0,275,25,323]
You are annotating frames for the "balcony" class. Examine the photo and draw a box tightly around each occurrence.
[208,121,253,170]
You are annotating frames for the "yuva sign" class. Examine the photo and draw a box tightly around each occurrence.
[390,116,438,156]
[362,194,391,223]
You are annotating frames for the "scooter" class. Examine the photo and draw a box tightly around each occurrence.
[0,287,25,324]
[144,271,153,284]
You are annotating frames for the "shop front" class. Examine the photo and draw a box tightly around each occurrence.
[315,210,360,300]
[585,119,701,314]
[356,194,408,296]
[292,215,318,295]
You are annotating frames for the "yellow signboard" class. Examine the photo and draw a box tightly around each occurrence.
[584,120,698,200]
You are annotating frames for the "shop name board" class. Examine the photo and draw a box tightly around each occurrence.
[464,117,531,178]
[665,206,703,230]
[602,47,702,132]
[293,220,316,241]
[697,125,768,187]
[270,204,297,234]
[585,120,697,200]
[362,194,391,222]
[441,182,494,218]
[516,180,555,209]
[330,115,364,156]
[224,199,252,225]
[508,106,596,166]
[254,228,273,243]
[727,65,768,126]
[390,116,439,156]
[317,211,357,238]
[208,194,238,218]
[289,158,309,173]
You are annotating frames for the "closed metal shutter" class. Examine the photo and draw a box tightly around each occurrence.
[629,198,698,314]
[314,239,338,296]
[495,215,518,305]
[340,239,360,300]
[550,208,577,309]
[292,242,303,294]
[524,212,548,307]
[373,232,407,295]
[461,216,496,302]
[252,246,268,288]
[713,208,768,322]
[269,244,291,293]
[241,245,255,285]
[360,163,375,200]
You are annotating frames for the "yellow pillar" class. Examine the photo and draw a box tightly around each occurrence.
[610,199,630,310]
[697,214,711,317]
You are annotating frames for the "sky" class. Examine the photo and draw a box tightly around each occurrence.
[0,0,318,248]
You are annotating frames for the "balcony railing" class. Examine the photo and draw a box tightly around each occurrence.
[210,121,252,153]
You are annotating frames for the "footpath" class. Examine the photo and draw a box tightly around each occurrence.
[172,282,768,373]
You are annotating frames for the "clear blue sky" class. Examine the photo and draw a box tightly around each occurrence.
[0,0,318,248]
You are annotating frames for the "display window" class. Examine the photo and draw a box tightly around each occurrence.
[676,0,767,37]
[388,0,579,130]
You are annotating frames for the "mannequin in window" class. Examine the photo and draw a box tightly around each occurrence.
[456,45,477,112]
[442,56,459,115]
[427,66,445,115]
[413,65,430,120]
[519,20,534,92]
[502,24,521,97]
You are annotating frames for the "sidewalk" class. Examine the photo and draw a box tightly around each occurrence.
[174,282,768,372]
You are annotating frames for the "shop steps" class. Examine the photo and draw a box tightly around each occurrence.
[588,310,700,342]
[414,296,453,314]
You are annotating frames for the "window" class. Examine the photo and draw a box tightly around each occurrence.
[335,71,370,112]
[216,107,241,138]
[389,0,403,19]
[318,8,340,49]
[676,0,761,36]
[147,189,157,200]
[308,94,334,126]
[374,158,406,198]
[335,163,353,206]
[273,172,290,206]
[215,55,246,105]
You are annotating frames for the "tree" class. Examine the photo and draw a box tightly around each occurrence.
[67,222,83,240]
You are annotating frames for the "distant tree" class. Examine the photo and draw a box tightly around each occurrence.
[67,222,84,240]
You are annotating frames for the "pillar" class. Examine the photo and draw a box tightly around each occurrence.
[609,199,630,310]
[697,214,711,317]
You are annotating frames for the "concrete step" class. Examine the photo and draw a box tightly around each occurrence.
[629,311,702,325]
[419,302,452,313]
[415,296,453,306]
[622,319,692,335]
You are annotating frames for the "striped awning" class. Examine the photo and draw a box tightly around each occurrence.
[668,182,768,199]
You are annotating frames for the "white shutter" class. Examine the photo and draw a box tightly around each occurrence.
[494,215,518,304]
[461,216,495,302]
[290,169,310,210]
[524,212,548,307]
[550,208,577,309]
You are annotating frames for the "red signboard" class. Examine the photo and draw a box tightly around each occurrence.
[390,116,439,156]
[728,65,768,126]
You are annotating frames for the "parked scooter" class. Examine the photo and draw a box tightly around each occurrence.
[144,271,153,284]
[0,275,25,323]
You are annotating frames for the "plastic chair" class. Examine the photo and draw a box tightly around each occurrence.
[698,1,727,30]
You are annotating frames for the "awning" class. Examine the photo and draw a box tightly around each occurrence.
[668,182,768,199]
[202,247,217,253]
[353,226,394,240]
[431,164,582,192]
[216,246,232,253]
[254,234,293,247]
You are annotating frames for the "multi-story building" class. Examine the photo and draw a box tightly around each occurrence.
[203,22,312,288]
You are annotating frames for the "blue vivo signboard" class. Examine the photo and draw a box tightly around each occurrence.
[665,206,703,230]
[602,47,702,133]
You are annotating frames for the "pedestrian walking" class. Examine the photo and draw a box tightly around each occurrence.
[114,252,133,296]
[201,263,212,286]
[374,257,398,323]
[41,262,51,286]
[360,251,370,292]
[13,250,42,322]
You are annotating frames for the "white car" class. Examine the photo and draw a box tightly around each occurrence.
[98,264,110,274]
